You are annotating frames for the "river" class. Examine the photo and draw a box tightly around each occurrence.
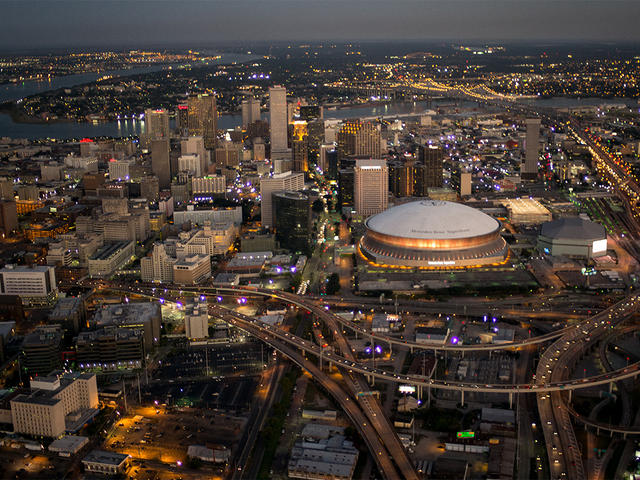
[0,68,634,141]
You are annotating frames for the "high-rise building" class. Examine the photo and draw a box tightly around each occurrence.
[140,175,160,202]
[176,105,189,135]
[178,154,202,177]
[292,139,308,173]
[259,171,304,228]
[354,159,388,216]
[319,144,337,178]
[273,191,311,253]
[108,159,132,181]
[188,93,218,150]
[0,201,18,236]
[144,108,170,140]
[337,120,382,160]
[242,97,261,128]
[141,243,176,283]
[523,118,541,180]
[338,168,355,212]
[151,138,171,189]
[389,161,416,197]
[451,168,472,196]
[418,145,444,188]
[181,136,208,175]
[269,86,288,153]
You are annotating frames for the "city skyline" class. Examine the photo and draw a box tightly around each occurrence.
[2,0,640,51]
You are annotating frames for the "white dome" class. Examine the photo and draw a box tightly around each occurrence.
[366,200,500,240]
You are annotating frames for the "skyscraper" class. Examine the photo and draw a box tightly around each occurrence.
[151,138,171,189]
[181,136,208,175]
[188,93,218,150]
[354,159,388,216]
[273,191,311,253]
[259,171,304,228]
[523,118,541,180]
[269,86,288,154]
[242,97,261,128]
[291,121,308,172]
[144,108,170,140]
[337,120,382,160]
[338,168,355,213]
[418,145,444,188]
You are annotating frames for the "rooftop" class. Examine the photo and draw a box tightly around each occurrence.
[82,450,130,466]
[365,200,500,240]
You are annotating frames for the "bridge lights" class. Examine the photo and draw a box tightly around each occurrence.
[450,336,460,345]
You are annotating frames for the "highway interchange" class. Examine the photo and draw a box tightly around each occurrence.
[91,279,640,479]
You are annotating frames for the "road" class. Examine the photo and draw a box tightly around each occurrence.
[207,305,405,480]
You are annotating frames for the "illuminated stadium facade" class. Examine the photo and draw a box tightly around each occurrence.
[359,200,508,268]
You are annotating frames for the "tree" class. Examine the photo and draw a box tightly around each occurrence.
[326,273,340,295]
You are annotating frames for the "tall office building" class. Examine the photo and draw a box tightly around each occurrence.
[0,201,18,236]
[188,93,218,150]
[418,145,444,188]
[319,144,337,178]
[337,120,382,160]
[273,191,311,253]
[269,86,288,153]
[338,168,355,212]
[151,138,171,189]
[242,97,261,128]
[144,108,170,140]
[354,159,388,216]
[181,136,208,175]
[176,105,189,135]
[259,171,304,228]
[523,118,541,180]
[389,161,416,197]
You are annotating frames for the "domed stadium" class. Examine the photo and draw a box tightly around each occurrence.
[359,200,508,268]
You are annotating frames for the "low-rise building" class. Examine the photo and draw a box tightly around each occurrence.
[288,434,359,480]
[0,265,58,306]
[76,327,144,371]
[82,450,130,475]
[184,298,209,340]
[10,372,99,438]
[173,254,211,285]
[87,241,134,278]
[92,302,161,349]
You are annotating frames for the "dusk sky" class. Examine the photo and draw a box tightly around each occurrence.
[2,0,640,50]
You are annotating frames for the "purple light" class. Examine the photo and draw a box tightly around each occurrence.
[450,336,460,345]
[290,266,297,273]
[374,345,383,354]
[276,266,283,274]
[216,296,223,302]
[159,298,165,304]
[483,315,487,322]
[237,297,247,305]
[176,302,183,309]
[492,317,497,323]
[364,347,372,355]
[200,295,206,301]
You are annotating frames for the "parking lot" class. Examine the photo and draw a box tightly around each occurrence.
[105,405,243,475]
